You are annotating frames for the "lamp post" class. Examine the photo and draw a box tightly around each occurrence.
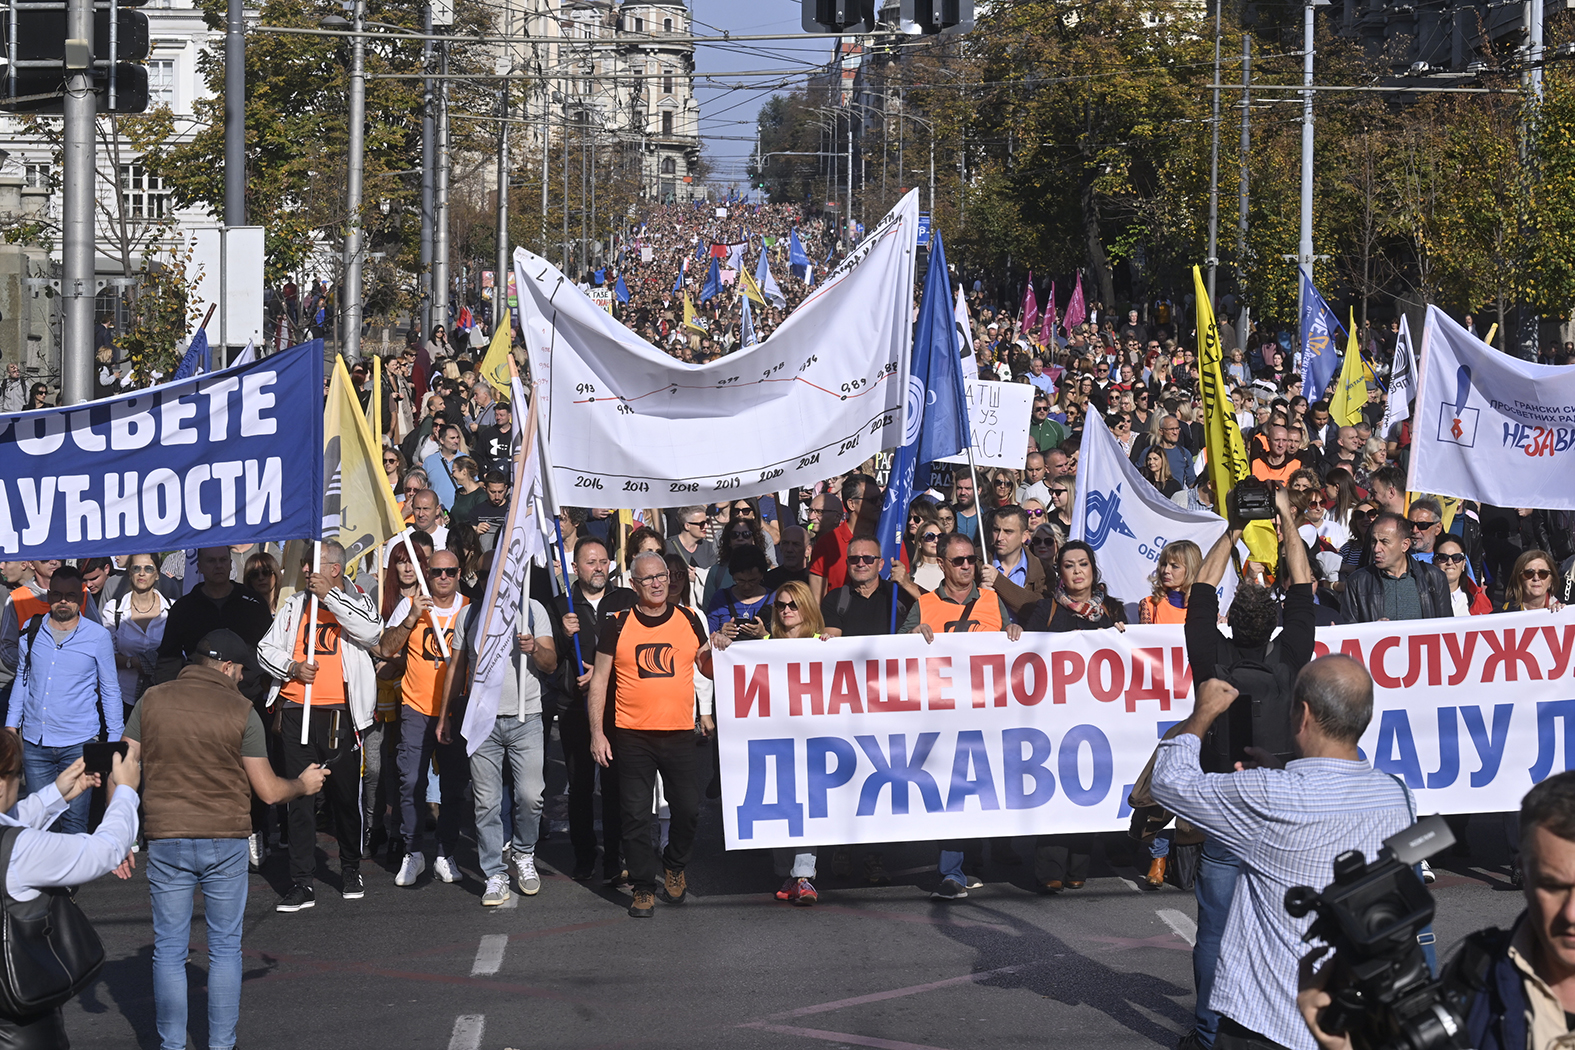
[331,1,367,362]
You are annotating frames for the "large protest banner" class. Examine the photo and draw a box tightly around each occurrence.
[1411,305,1575,509]
[714,610,1575,849]
[517,192,919,501]
[0,339,323,561]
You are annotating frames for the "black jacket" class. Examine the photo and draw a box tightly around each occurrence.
[550,583,636,703]
[1342,556,1453,624]
[155,582,276,702]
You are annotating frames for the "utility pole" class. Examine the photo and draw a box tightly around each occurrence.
[1237,36,1251,278]
[419,2,434,338]
[561,104,569,273]
[1296,0,1319,327]
[1205,0,1222,306]
[60,0,95,404]
[225,0,244,225]
[495,84,509,330]
[846,112,853,243]
[433,43,450,329]
[342,0,367,362]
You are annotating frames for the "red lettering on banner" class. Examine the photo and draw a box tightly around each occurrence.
[1406,635,1441,687]
[1313,640,1330,659]
[868,659,920,713]
[1339,638,1365,666]
[907,659,923,712]
[970,654,1007,709]
[1125,647,1169,712]
[827,661,863,714]
[864,660,882,710]
[787,662,822,716]
[1480,628,1543,682]
[1542,624,1575,678]
[1444,631,1478,685]
[1370,637,1403,689]
[1088,649,1126,704]
[733,664,771,718]
[1170,646,1192,700]
[1012,652,1048,706]
[1051,650,1085,704]
[926,657,955,710]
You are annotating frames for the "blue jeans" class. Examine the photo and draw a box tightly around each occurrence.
[470,714,546,878]
[1192,836,1242,1046]
[146,838,249,1050]
[1150,829,1173,860]
[22,742,87,833]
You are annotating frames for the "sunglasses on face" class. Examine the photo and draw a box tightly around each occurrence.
[919,532,940,543]
[1409,519,1438,530]
[993,479,1013,488]
[430,566,460,578]
[1027,508,1045,518]
[633,573,669,585]
[45,591,79,603]
[845,554,880,566]
[775,599,798,612]
[247,568,275,579]
[1435,552,1467,565]
[130,565,157,574]
[1030,538,1055,547]
[948,555,979,567]
[1523,568,1553,581]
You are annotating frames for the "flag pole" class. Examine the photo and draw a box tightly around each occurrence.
[517,537,533,723]
[300,541,321,745]
[371,353,382,448]
[400,528,451,660]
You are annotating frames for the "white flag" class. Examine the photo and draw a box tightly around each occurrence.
[1409,305,1575,510]
[1070,412,1234,610]
[1377,314,1416,439]
[954,284,977,377]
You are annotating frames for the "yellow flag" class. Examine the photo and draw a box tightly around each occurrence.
[324,356,407,576]
[478,321,512,396]
[1192,266,1251,511]
[683,293,708,335]
[1330,308,1370,426]
[738,269,765,306]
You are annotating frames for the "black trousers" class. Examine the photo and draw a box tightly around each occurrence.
[553,699,622,875]
[279,704,364,886]
[614,728,699,893]
[1216,1017,1291,1050]
[0,1008,66,1050]
[1034,834,1094,884]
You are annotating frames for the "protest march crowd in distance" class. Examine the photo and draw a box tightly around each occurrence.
[5,194,1575,1050]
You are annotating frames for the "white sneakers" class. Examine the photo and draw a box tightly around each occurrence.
[432,854,460,884]
[395,852,426,887]
[482,873,511,906]
[514,854,541,896]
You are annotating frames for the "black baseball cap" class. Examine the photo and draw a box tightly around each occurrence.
[194,629,251,665]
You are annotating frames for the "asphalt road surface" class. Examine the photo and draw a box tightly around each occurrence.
[61,798,1528,1050]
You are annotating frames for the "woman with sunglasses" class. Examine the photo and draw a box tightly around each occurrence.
[703,516,774,608]
[101,553,169,718]
[1045,477,1075,534]
[383,448,408,493]
[1500,549,1565,613]
[1435,536,1491,616]
[242,552,282,615]
[986,470,1019,511]
[759,579,829,904]
[904,499,939,564]
[892,521,945,601]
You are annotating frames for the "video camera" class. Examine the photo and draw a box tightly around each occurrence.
[1284,816,1470,1050]
[1230,476,1278,522]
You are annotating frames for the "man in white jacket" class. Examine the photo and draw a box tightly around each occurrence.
[256,540,382,913]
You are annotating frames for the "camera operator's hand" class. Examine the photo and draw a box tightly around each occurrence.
[1298,946,1354,1050]
[1273,482,1296,523]
[1235,746,1284,771]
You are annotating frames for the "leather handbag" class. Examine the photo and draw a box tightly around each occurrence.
[0,826,105,1016]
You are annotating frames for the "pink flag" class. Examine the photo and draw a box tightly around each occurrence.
[1020,271,1039,334]
[1063,272,1086,332]
[1039,280,1057,345]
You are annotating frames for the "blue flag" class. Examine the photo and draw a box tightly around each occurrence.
[874,232,968,624]
[673,257,686,296]
[788,229,810,278]
[172,328,209,381]
[614,274,630,303]
[700,257,722,303]
[756,249,785,309]
[1298,269,1347,400]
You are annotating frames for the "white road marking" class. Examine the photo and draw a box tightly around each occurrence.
[448,1014,485,1050]
[1118,878,1144,893]
[471,934,508,976]
[1156,908,1197,946]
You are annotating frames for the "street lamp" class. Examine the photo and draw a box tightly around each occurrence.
[323,5,367,360]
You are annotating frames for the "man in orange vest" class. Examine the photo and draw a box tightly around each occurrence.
[901,534,1023,643]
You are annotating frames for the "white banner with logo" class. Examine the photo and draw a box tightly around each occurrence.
[1411,305,1575,510]
[517,192,919,504]
[715,610,1575,849]
[1069,412,1231,606]
[937,380,1034,471]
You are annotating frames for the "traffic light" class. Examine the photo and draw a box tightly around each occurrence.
[0,0,152,113]
[802,0,877,32]
[899,0,974,34]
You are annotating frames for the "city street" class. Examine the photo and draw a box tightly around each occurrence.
[58,797,1528,1050]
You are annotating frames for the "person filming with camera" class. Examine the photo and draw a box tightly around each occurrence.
[1152,654,1415,1050]
[1299,770,1575,1050]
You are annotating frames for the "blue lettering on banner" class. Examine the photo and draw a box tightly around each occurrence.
[0,340,324,560]
[806,736,857,818]
[856,733,943,815]
[1462,704,1514,787]
[1531,699,1575,783]
[737,737,803,839]
[1426,708,1459,789]
[1375,709,1424,788]
[1002,727,1056,809]
[945,730,1000,812]
[1058,725,1113,806]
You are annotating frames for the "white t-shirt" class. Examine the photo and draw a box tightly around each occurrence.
[462,597,552,720]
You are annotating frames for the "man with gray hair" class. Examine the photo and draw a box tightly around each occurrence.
[257,540,383,912]
[1153,656,1415,1050]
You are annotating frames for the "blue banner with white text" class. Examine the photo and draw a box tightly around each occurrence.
[0,339,324,560]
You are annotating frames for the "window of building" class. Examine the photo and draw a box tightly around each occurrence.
[663,67,673,95]
[120,164,169,219]
[661,157,676,175]
[662,111,673,136]
[23,163,51,189]
[633,16,642,32]
[147,58,175,106]
[663,16,672,31]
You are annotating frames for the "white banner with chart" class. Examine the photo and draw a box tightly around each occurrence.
[517,193,920,504]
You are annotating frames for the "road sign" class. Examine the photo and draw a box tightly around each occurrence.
[917,213,932,247]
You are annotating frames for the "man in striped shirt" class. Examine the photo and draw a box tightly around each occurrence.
[1152,656,1415,1050]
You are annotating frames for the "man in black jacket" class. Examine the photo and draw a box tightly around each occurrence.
[1342,513,1452,623]
[548,536,636,883]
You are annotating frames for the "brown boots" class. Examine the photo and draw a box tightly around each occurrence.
[1143,857,1167,890]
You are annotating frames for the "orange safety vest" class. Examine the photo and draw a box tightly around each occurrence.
[278,606,347,706]
[9,585,47,630]
[400,597,467,716]
[916,588,1005,634]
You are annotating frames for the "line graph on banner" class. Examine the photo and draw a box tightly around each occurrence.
[567,358,900,410]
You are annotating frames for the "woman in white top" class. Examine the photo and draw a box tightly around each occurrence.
[100,553,169,721]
